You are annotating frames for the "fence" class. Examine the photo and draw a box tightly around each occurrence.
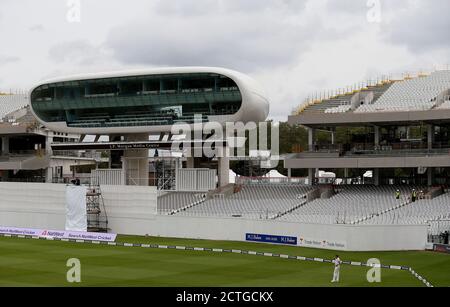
[91,169,124,186]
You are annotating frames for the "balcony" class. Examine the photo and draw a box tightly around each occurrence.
[0,151,50,170]
[32,89,242,113]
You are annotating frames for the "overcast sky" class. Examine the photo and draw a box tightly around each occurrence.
[0,0,449,120]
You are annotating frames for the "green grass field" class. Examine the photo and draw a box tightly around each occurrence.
[0,235,448,287]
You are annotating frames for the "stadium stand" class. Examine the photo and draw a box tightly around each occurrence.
[302,92,354,114]
[362,192,450,228]
[436,95,450,109]
[157,192,207,214]
[0,94,29,121]
[297,70,450,114]
[355,70,450,113]
[277,185,421,224]
[163,183,449,233]
[300,81,394,114]
[175,184,312,219]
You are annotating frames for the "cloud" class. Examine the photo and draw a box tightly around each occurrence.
[326,0,367,14]
[48,40,110,66]
[29,24,45,32]
[382,0,450,53]
[154,0,307,16]
[0,55,20,65]
[0,0,448,120]
[104,0,324,72]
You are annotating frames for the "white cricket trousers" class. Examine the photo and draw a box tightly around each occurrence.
[332,267,340,282]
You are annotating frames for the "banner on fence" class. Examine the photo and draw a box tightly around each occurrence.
[0,226,116,242]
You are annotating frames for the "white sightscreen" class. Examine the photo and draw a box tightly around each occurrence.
[65,185,87,231]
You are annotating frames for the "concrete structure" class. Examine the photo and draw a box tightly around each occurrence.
[0,95,95,183]
[29,67,270,189]
[0,182,427,251]
[287,70,450,187]
[29,67,269,134]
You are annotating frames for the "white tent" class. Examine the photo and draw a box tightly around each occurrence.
[318,170,336,178]
[264,170,286,178]
[229,170,237,184]
[363,171,373,178]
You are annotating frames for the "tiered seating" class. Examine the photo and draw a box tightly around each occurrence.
[301,81,394,114]
[362,193,450,230]
[325,105,352,114]
[436,97,450,109]
[356,70,450,113]
[302,94,353,113]
[176,184,312,219]
[0,94,29,120]
[278,186,417,224]
[325,82,394,114]
[158,192,206,214]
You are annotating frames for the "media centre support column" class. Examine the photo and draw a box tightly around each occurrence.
[218,146,230,187]
[123,133,149,186]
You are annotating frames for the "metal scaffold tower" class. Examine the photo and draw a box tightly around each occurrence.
[154,159,178,191]
[86,185,108,232]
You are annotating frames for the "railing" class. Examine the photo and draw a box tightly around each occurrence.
[0,150,45,162]
[52,150,102,160]
[302,143,450,157]
[7,150,41,155]
[53,173,91,184]
[307,144,343,153]
[34,90,241,111]
[236,176,307,185]
[346,146,450,157]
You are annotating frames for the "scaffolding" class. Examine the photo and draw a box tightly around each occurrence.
[154,159,178,191]
[86,185,108,232]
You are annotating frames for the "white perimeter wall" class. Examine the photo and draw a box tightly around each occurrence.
[0,182,157,233]
[0,182,66,229]
[135,215,427,252]
[100,185,157,234]
[0,182,427,251]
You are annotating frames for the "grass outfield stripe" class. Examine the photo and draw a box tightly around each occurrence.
[0,232,433,286]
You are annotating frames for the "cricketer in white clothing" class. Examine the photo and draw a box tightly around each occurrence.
[331,256,342,283]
